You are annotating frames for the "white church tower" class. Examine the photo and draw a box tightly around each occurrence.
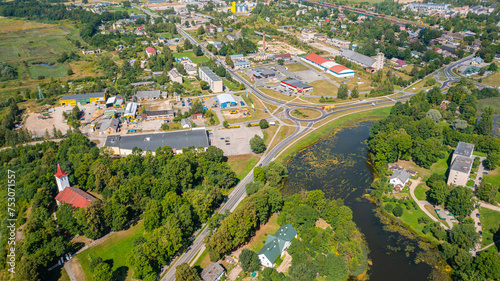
[54,163,70,193]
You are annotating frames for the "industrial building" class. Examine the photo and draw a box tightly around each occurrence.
[447,142,475,187]
[123,102,138,119]
[340,50,385,72]
[135,90,161,100]
[104,129,210,155]
[301,54,355,78]
[199,66,223,93]
[280,79,313,93]
[251,68,276,78]
[59,92,106,106]
[217,93,237,108]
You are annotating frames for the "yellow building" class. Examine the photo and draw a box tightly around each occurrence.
[59,92,106,107]
[229,1,236,13]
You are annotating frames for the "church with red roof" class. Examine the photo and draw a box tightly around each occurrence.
[54,164,96,209]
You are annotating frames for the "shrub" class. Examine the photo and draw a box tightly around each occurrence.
[418,216,431,224]
[392,205,404,217]
[384,204,394,213]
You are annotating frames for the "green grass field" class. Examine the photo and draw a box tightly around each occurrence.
[478,97,500,114]
[479,208,500,247]
[222,78,240,91]
[29,63,70,79]
[414,184,429,201]
[310,79,339,96]
[482,72,500,88]
[227,154,260,180]
[173,51,209,64]
[76,220,145,281]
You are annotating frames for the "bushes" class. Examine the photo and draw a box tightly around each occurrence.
[392,205,404,217]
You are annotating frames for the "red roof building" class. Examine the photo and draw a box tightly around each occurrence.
[55,186,96,209]
[274,53,292,60]
[146,47,156,54]
[304,54,329,65]
[54,163,68,179]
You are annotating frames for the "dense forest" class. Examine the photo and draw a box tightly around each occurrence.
[0,133,237,280]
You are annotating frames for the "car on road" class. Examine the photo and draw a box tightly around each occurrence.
[226,137,230,139]
[478,222,481,226]
[479,231,482,235]
[476,213,480,218]
[220,137,224,140]
[225,143,230,145]
[225,140,230,142]
[479,177,482,180]
[484,172,488,175]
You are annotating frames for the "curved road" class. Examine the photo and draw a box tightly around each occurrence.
[160,25,413,281]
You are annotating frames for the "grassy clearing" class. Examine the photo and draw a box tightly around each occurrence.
[479,208,500,247]
[193,249,211,269]
[309,79,338,96]
[277,106,391,163]
[428,157,449,180]
[414,184,429,201]
[484,167,500,187]
[395,203,440,242]
[173,50,209,64]
[76,220,145,281]
[290,108,322,119]
[227,154,260,180]
[29,63,69,79]
[284,63,309,72]
[222,78,240,91]
[263,125,279,146]
[478,97,500,114]
[246,213,280,252]
[482,72,500,88]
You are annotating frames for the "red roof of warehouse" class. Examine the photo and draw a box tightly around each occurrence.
[54,163,68,179]
[329,65,349,73]
[55,186,96,208]
[305,54,329,65]
[146,47,156,53]
[275,53,291,59]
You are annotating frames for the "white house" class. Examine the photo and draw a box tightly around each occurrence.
[257,224,297,268]
[181,118,191,128]
[389,169,411,190]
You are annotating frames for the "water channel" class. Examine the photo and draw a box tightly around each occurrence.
[282,121,433,280]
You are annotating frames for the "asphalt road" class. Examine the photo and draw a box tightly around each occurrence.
[159,25,411,281]
[441,55,474,89]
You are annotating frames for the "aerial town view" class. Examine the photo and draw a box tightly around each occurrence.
[1,0,500,280]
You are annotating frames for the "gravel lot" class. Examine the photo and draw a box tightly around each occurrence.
[211,126,263,156]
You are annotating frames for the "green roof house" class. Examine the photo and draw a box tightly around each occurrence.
[257,223,297,268]
[463,66,480,76]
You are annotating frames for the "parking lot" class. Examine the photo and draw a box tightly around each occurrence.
[211,126,263,156]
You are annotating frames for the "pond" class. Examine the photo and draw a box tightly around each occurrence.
[282,121,433,281]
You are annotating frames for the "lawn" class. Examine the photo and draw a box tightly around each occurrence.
[414,184,429,201]
[173,50,209,64]
[479,208,500,247]
[246,213,280,252]
[29,63,70,79]
[110,6,144,15]
[482,72,500,88]
[76,220,145,281]
[309,79,338,96]
[263,125,279,145]
[290,108,322,119]
[227,154,260,179]
[222,78,240,91]
[285,63,309,72]
[395,203,440,242]
[478,97,500,114]
[484,168,500,187]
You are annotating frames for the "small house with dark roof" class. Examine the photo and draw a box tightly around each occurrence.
[201,262,225,281]
[257,223,297,268]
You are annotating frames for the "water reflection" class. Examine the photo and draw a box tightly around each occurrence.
[282,121,433,281]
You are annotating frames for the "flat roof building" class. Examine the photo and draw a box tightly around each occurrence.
[59,92,106,107]
[199,66,223,93]
[104,129,210,156]
[136,90,161,100]
[447,141,474,187]
[301,54,355,78]
[453,141,474,161]
[252,68,275,78]
[281,79,313,93]
[217,93,237,108]
[168,69,183,84]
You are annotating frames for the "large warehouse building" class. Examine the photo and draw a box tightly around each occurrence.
[104,129,209,156]
[59,92,106,106]
[217,93,237,108]
[301,54,355,78]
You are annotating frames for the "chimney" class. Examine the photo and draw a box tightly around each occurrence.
[263,31,266,51]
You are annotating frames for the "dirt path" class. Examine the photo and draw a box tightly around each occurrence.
[276,251,292,273]
[66,258,85,281]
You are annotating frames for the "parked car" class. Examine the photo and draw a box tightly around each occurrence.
[220,137,225,140]
[476,213,480,218]
[225,143,230,145]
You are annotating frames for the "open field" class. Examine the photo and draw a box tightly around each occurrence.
[479,208,500,248]
[309,79,338,96]
[290,108,322,119]
[29,63,70,79]
[0,18,80,64]
[478,97,500,114]
[414,184,429,201]
[227,154,260,180]
[285,63,309,72]
[76,220,145,281]
[482,72,500,88]
[173,50,209,64]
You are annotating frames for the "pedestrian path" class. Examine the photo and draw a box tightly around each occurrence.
[408,179,450,230]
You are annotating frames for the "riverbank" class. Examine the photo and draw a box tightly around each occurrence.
[276,106,392,163]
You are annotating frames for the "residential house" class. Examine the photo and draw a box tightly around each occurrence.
[99,118,120,134]
[82,49,101,55]
[201,262,225,281]
[258,224,297,268]
[216,26,224,32]
[184,64,198,76]
[470,56,484,66]
[146,47,156,58]
[168,69,183,84]
[207,25,217,33]
[389,169,411,191]
[226,34,236,41]
[191,113,203,120]
[274,53,292,61]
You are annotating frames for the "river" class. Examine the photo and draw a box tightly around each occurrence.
[282,121,433,281]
